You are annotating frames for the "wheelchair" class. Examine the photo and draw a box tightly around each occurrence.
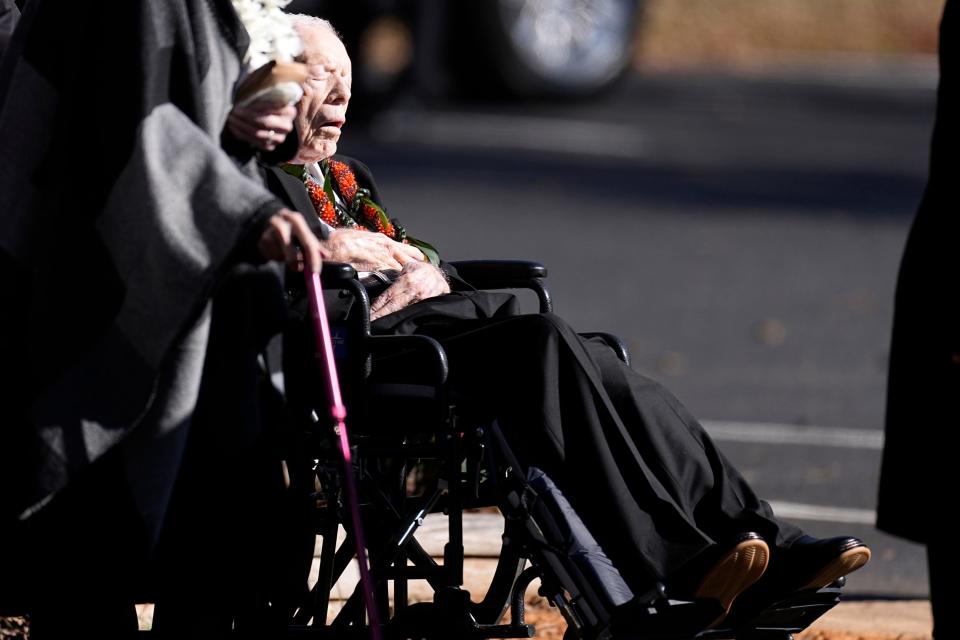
[275,259,850,640]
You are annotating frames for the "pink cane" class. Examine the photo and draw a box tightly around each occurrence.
[306,270,383,640]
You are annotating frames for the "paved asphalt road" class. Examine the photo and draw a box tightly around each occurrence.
[338,63,938,597]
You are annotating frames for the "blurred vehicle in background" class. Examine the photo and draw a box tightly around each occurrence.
[286,0,644,118]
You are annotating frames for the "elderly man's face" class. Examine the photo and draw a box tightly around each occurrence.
[293,24,352,164]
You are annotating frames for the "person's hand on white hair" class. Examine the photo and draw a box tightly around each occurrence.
[369,260,450,321]
[322,228,425,271]
[258,208,326,273]
[228,100,296,152]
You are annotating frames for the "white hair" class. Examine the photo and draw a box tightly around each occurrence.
[287,14,341,40]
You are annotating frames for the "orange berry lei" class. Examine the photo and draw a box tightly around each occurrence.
[304,172,337,226]
[297,159,402,241]
[283,159,440,264]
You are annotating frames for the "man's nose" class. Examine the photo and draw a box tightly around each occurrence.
[328,75,351,105]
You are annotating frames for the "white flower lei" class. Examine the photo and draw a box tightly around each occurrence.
[231,0,303,70]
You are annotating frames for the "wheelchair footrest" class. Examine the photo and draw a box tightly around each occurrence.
[598,582,840,640]
[721,584,842,637]
[608,598,724,639]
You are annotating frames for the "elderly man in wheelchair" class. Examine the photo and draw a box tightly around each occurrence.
[244,15,873,640]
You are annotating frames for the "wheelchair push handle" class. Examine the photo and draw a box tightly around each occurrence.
[306,271,382,640]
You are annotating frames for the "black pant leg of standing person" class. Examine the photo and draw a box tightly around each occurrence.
[878,4,960,637]
[928,536,958,639]
[20,449,146,640]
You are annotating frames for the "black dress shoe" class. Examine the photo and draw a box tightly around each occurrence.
[776,535,871,591]
[691,532,769,627]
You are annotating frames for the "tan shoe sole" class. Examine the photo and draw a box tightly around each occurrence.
[236,60,309,106]
[695,538,770,627]
[800,545,872,590]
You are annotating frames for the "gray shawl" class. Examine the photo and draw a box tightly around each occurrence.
[0,0,282,531]
[0,0,18,62]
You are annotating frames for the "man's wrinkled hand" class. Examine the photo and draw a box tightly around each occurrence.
[323,228,425,271]
[258,208,326,273]
[369,260,450,321]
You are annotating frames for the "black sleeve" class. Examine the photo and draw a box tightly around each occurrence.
[438,260,474,291]
[258,126,299,166]
[221,124,299,168]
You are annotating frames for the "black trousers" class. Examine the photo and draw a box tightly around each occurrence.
[9,449,147,639]
[151,264,312,637]
[401,310,803,593]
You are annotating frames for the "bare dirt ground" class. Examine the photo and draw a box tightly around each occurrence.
[521,599,933,640]
[1,600,934,639]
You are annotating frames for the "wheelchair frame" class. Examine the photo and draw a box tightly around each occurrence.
[282,260,847,640]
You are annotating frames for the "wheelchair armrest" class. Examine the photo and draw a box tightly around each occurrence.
[367,334,449,386]
[447,260,552,313]
[579,332,631,367]
[447,260,547,281]
[320,261,358,287]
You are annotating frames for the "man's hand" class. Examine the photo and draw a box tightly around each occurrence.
[228,101,296,152]
[258,208,326,273]
[369,260,450,321]
[324,228,425,271]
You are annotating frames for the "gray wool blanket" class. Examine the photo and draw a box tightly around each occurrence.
[0,0,282,532]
